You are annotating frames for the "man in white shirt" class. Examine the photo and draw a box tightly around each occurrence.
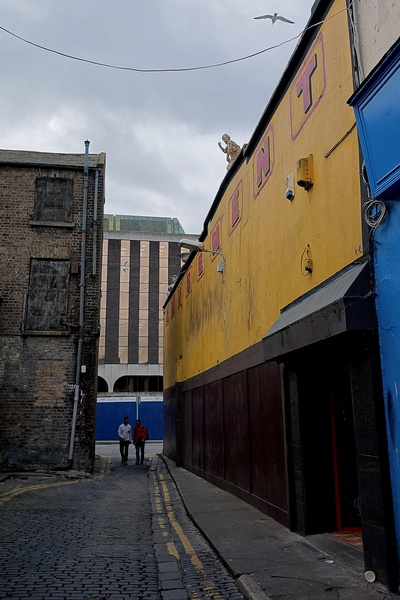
[118,416,132,465]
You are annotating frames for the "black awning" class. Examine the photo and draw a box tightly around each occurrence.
[262,262,376,361]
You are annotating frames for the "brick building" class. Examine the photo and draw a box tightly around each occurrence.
[0,144,105,471]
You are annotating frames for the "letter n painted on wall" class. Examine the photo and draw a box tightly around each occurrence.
[290,33,326,140]
[210,218,222,257]
[253,126,275,199]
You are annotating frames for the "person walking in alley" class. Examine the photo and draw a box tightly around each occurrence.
[118,416,132,465]
[133,419,149,465]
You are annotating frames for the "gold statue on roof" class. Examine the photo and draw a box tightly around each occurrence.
[218,134,241,170]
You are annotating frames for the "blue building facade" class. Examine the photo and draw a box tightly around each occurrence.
[349,39,400,588]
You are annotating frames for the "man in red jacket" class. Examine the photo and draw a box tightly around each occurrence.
[133,419,149,465]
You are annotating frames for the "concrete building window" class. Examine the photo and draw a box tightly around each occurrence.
[159,242,169,364]
[118,240,130,364]
[34,177,73,223]
[98,377,108,392]
[139,241,149,363]
[98,239,108,364]
[26,259,69,331]
[113,375,163,393]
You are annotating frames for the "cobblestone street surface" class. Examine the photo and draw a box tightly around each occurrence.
[0,450,244,600]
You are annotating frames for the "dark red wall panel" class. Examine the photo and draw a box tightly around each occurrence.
[163,389,177,459]
[204,380,224,479]
[247,362,288,514]
[181,389,193,467]
[223,371,250,491]
[192,387,204,471]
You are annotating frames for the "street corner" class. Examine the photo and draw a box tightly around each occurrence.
[0,471,69,507]
[0,464,102,507]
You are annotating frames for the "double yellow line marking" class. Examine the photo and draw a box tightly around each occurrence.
[0,479,80,507]
[0,456,112,507]
[153,468,225,599]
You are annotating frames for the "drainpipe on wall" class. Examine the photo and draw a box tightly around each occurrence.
[92,170,99,277]
[69,140,90,464]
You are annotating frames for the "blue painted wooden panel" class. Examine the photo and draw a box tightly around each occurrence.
[349,40,400,198]
[96,401,163,441]
[373,201,400,561]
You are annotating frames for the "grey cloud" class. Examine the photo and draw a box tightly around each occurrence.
[0,0,313,232]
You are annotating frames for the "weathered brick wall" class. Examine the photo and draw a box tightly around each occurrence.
[0,160,104,471]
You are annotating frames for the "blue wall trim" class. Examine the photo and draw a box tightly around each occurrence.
[349,40,400,199]
[350,39,400,587]
[373,202,400,583]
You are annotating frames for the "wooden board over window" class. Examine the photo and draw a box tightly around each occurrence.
[34,177,73,222]
[26,259,70,330]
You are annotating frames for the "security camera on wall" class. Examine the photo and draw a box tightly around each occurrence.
[285,173,295,201]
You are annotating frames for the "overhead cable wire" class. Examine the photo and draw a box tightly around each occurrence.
[0,3,353,74]
[0,24,302,71]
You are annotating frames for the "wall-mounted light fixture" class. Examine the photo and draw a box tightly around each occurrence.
[179,238,225,274]
[297,154,313,190]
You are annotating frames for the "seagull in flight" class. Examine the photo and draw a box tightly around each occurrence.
[254,12,294,24]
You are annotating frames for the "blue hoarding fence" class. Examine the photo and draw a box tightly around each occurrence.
[96,395,163,441]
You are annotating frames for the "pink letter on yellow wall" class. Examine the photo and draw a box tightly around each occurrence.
[211,218,222,254]
[177,282,182,308]
[186,270,192,297]
[290,34,326,140]
[253,126,275,199]
[228,180,243,235]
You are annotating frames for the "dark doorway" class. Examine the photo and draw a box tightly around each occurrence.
[288,342,361,535]
[330,369,361,531]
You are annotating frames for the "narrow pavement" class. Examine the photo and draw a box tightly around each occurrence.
[162,457,398,600]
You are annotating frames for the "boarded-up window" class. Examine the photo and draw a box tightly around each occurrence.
[34,177,73,222]
[26,259,70,330]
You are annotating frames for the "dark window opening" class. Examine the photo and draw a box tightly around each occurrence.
[148,376,163,392]
[113,375,163,393]
[97,377,109,393]
[34,177,73,222]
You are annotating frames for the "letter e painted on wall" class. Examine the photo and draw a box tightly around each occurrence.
[229,180,243,235]
[253,126,275,199]
[290,34,326,140]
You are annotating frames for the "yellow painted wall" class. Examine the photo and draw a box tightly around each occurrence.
[164,0,362,388]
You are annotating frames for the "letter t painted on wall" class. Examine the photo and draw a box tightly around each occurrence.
[297,54,318,114]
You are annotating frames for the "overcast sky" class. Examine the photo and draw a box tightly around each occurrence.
[0,0,315,233]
